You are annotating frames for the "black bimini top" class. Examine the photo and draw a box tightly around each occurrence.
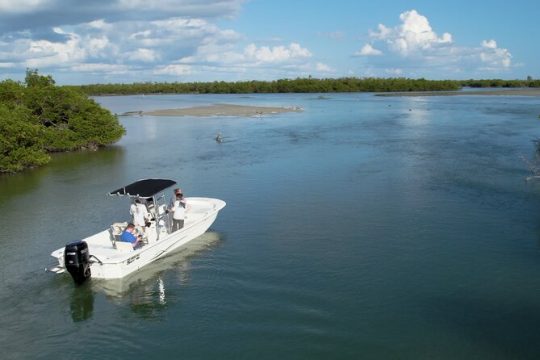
[109,179,177,198]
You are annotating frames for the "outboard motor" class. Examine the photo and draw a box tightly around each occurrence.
[64,241,91,285]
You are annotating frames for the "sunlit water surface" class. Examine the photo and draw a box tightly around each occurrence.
[1,93,540,359]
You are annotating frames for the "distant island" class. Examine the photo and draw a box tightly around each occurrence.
[69,77,540,96]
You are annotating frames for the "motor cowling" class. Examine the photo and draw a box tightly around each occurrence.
[64,241,91,285]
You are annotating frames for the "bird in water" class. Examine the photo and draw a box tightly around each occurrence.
[215,132,223,143]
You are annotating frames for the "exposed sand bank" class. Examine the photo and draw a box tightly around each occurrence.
[141,103,303,117]
[376,88,540,97]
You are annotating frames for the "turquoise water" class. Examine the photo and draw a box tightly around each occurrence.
[1,93,540,359]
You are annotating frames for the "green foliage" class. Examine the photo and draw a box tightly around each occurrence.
[0,70,125,173]
[0,104,50,172]
[70,77,540,96]
[460,78,540,88]
[25,68,55,88]
[69,77,462,95]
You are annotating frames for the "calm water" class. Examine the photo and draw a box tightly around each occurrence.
[1,93,540,359]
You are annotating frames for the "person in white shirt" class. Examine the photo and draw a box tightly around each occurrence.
[171,193,186,232]
[130,198,149,233]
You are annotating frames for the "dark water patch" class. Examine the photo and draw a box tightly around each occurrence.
[422,295,540,359]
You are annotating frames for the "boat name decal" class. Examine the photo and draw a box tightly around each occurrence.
[127,254,140,265]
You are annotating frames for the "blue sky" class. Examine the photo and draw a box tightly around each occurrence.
[0,0,538,84]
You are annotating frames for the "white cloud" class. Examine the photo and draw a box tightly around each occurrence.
[244,43,311,63]
[86,36,111,57]
[0,6,322,82]
[356,44,382,56]
[26,32,86,68]
[370,10,452,56]
[166,40,329,80]
[126,48,159,62]
[0,14,243,74]
[480,39,511,68]
[359,9,512,76]
[481,39,497,49]
[369,24,391,40]
[153,64,192,76]
[0,0,337,82]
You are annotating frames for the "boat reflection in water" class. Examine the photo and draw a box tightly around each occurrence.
[91,231,222,316]
[70,283,94,322]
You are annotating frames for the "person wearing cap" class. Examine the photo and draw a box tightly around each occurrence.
[169,188,182,206]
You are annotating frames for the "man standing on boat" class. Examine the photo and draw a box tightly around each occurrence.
[130,198,149,233]
[168,188,185,207]
[167,188,183,230]
[171,192,186,232]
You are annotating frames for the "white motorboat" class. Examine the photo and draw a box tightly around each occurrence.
[49,179,226,284]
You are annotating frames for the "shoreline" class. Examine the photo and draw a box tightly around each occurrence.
[376,88,540,97]
[139,103,303,117]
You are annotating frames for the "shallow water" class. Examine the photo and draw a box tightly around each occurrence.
[1,93,540,359]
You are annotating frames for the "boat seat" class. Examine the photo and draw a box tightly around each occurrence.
[114,241,134,252]
[109,222,128,244]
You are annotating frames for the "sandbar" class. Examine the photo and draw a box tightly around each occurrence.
[141,103,303,117]
[376,88,540,97]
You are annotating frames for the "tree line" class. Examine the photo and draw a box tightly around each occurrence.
[69,77,540,96]
[0,70,125,173]
[461,78,540,88]
[70,77,461,95]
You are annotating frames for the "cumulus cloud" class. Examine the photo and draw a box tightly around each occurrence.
[481,39,497,49]
[169,41,317,79]
[244,43,311,63]
[126,48,160,63]
[369,10,452,56]
[359,9,512,77]
[0,0,333,83]
[0,0,335,82]
[355,44,382,56]
[153,64,192,76]
[0,13,244,79]
[480,39,511,68]
[25,31,86,68]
